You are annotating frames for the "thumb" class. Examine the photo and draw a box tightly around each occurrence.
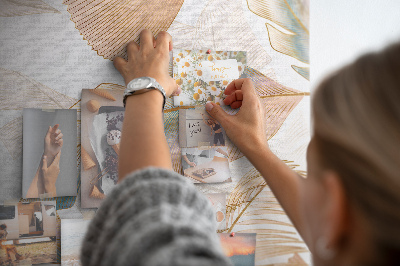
[205,102,230,126]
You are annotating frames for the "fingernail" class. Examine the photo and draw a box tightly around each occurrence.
[177,85,182,94]
[43,156,47,159]
[205,102,214,111]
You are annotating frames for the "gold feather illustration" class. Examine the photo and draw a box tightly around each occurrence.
[63,0,184,60]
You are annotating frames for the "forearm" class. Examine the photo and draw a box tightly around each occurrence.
[243,143,305,240]
[26,157,45,198]
[118,91,172,181]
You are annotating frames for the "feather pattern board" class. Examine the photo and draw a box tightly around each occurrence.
[0,0,59,17]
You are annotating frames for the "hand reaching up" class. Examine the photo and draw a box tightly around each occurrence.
[205,78,268,155]
[44,124,63,165]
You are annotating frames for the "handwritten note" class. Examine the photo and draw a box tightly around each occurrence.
[199,59,239,82]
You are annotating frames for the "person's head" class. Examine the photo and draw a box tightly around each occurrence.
[207,119,215,125]
[302,42,400,265]
[0,224,7,230]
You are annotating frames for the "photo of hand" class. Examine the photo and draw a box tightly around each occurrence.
[26,124,63,198]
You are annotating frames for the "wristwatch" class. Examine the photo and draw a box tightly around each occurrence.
[123,77,166,109]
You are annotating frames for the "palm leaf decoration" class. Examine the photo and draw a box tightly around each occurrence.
[226,161,309,264]
[227,67,308,162]
[247,0,310,80]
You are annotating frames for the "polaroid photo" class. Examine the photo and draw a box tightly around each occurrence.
[0,201,57,265]
[206,193,227,231]
[173,49,247,106]
[179,108,227,148]
[182,146,231,183]
[81,89,125,208]
[61,219,92,265]
[219,233,257,266]
[22,109,77,198]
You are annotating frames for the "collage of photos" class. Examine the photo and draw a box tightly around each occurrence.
[0,201,57,265]
[22,109,77,198]
[80,88,125,208]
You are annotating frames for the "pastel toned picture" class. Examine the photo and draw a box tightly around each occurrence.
[61,219,92,266]
[219,233,256,266]
[22,109,77,198]
[80,88,125,208]
[0,201,57,265]
[206,193,227,231]
[182,147,231,183]
[179,108,227,148]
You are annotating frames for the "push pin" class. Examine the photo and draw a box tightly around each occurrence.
[206,49,211,54]
[230,232,235,237]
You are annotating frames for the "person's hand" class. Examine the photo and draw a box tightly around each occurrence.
[189,162,197,167]
[44,124,63,164]
[205,78,268,155]
[113,29,179,97]
[41,152,61,197]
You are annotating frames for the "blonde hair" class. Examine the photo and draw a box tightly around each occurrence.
[312,43,400,263]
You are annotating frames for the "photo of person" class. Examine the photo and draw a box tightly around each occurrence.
[201,113,225,146]
[23,109,77,198]
[0,223,24,263]
[0,201,57,265]
[26,124,63,198]
[182,147,231,183]
[179,109,227,148]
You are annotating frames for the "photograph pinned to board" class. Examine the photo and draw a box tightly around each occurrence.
[81,88,125,208]
[219,233,257,266]
[173,49,246,106]
[61,219,92,266]
[206,193,227,231]
[179,107,227,148]
[22,109,77,198]
[182,146,231,183]
[0,201,57,265]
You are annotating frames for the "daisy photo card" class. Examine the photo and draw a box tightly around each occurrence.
[173,49,246,106]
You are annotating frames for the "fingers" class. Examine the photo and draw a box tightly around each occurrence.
[223,90,243,109]
[55,133,63,141]
[139,29,154,52]
[205,102,230,126]
[126,41,139,56]
[42,156,48,171]
[155,31,172,52]
[57,139,63,147]
[113,56,127,73]
[224,78,256,98]
[52,124,59,133]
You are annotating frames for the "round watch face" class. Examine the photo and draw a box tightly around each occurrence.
[130,77,151,90]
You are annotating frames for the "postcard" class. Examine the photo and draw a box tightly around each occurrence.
[182,147,230,183]
[206,193,227,231]
[22,109,77,198]
[219,233,257,266]
[61,219,92,266]
[179,108,227,148]
[0,201,57,265]
[173,49,246,106]
[81,88,124,208]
